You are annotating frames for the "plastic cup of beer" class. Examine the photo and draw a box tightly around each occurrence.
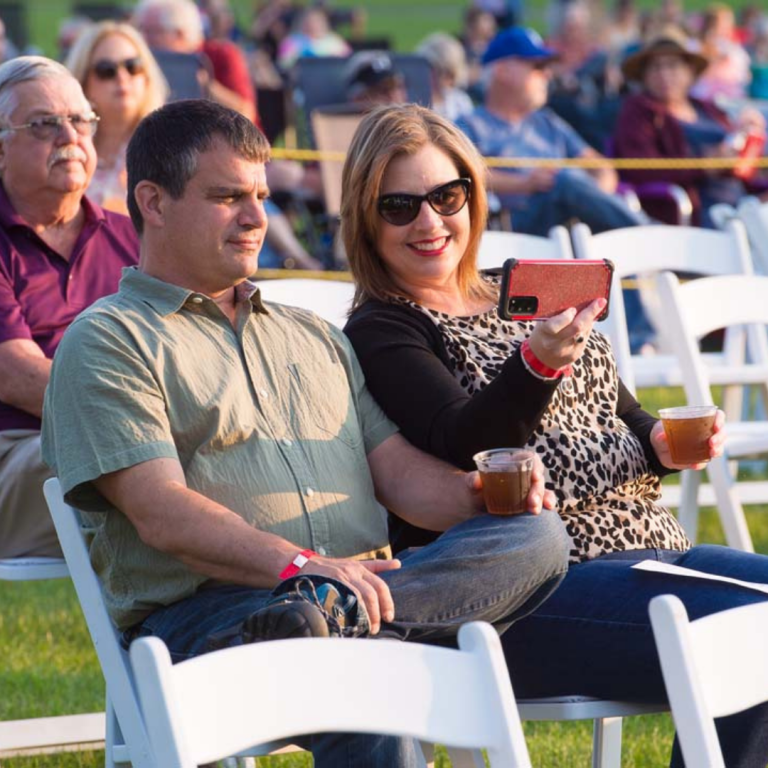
[659,405,718,464]
[473,448,535,515]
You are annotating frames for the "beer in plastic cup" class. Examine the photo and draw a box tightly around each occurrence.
[659,405,718,464]
[473,448,535,515]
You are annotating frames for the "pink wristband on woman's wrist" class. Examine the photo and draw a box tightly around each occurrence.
[520,339,573,380]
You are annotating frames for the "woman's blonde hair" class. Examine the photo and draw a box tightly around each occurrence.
[341,103,491,309]
[65,21,169,126]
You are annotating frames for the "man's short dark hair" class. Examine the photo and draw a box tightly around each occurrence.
[126,99,271,234]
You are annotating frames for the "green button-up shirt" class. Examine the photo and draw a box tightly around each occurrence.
[42,267,397,629]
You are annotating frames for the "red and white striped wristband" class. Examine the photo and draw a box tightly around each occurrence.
[520,339,573,380]
[279,549,317,580]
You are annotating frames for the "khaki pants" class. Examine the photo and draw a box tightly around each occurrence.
[0,430,60,558]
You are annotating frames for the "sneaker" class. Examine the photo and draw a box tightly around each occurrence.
[241,600,330,642]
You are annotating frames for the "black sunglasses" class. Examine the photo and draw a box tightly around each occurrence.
[91,56,145,81]
[377,178,471,226]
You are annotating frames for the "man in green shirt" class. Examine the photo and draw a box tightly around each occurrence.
[42,99,568,768]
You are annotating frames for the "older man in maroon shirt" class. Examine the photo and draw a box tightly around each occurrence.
[0,56,138,557]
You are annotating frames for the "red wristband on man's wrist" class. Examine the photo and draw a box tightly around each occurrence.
[279,549,317,579]
[520,339,573,379]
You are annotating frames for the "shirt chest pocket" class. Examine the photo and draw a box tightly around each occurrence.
[286,361,362,449]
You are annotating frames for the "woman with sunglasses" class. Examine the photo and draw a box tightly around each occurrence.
[66,21,168,214]
[342,103,768,768]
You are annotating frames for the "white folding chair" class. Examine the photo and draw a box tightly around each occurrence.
[131,622,532,768]
[649,594,768,768]
[573,222,758,530]
[656,272,768,551]
[477,226,573,271]
[0,556,106,758]
[255,277,355,329]
[42,477,295,768]
[572,221,755,394]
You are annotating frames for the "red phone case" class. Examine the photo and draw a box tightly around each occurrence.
[498,259,613,321]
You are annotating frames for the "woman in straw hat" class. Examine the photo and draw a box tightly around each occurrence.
[613,25,765,226]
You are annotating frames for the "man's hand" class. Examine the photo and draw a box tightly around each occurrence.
[302,556,401,634]
[651,409,726,470]
[470,454,556,515]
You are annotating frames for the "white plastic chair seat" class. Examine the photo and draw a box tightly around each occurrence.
[517,696,665,720]
[724,422,768,457]
[0,556,68,580]
[633,358,768,389]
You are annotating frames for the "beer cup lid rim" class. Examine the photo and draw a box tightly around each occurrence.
[659,405,717,419]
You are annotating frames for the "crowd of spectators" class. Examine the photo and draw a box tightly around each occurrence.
[2,0,767,251]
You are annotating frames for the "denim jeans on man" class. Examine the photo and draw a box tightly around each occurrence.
[125,509,569,768]
[502,545,768,768]
[510,168,646,237]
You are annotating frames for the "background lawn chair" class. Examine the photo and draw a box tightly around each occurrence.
[656,272,768,551]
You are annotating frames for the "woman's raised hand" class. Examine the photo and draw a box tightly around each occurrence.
[527,298,607,371]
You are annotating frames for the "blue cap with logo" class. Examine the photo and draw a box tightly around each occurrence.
[481,27,558,65]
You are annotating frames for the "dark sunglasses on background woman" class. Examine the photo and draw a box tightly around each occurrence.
[91,56,145,81]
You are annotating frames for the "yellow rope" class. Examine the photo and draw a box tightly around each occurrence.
[255,268,354,282]
[270,146,768,170]
[254,269,655,289]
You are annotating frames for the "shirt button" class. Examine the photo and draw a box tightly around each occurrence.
[68,275,73,281]
[316,546,327,556]
[191,296,203,304]
[260,389,269,400]
[305,487,314,497]
[282,438,292,447]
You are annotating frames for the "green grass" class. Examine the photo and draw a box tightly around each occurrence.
[19,0,763,59]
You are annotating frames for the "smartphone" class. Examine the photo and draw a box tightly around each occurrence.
[498,258,614,321]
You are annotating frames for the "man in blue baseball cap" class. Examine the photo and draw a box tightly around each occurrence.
[456,26,645,237]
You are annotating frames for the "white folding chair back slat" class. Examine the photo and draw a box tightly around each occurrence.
[737,195,768,275]
[650,595,768,768]
[656,273,768,551]
[255,278,354,329]
[131,623,532,768]
[477,227,573,271]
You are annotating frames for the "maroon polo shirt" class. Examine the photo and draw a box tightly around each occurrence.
[0,182,139,431]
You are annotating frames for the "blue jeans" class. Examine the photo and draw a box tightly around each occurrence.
[127,509,569,768]
[510,168,646,236]
[502,545,768,768]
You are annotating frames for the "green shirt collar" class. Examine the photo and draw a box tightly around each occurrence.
[118,266,269,317]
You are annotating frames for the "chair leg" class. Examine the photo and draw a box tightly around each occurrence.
[677,470,702,543]
[592,716,623,768]
[708,456,754,552]
[105,694,118,768]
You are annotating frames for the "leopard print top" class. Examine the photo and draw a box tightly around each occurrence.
[399,298,691,564]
